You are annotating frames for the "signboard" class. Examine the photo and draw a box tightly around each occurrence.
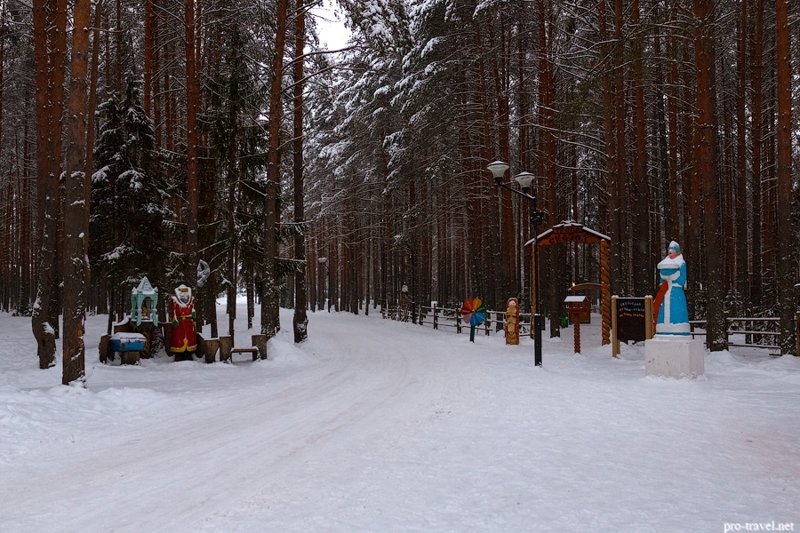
[616,297,647,343]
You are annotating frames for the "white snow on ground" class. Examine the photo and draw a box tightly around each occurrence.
[1,302,799,532]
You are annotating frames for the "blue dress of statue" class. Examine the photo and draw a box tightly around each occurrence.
[656,241,690,336]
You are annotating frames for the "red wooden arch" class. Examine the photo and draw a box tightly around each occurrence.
[525,221,611,345]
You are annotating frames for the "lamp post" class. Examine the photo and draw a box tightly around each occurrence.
[488,160,544,366]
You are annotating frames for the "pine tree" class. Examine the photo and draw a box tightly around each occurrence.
[90,81,170,319]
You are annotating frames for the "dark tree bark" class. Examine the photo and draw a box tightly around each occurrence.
[114,0,122,94]
[144,0,154,117]
[225,29,241,345]
[774,0,795,354]
[292,0,309,343]
[31,0,67,369]
[185,0,200,281]
[630,0,650,296]
[261,0,290,340]
[85,1,103,221]
[693,0,725,351]
[750,0,764,306]
[611,0,626,295]
[62,0,92,385]
[735,0,749,297]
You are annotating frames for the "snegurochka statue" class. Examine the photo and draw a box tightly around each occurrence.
[655,241,690,336]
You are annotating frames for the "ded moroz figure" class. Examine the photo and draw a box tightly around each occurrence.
[169,283,198,360]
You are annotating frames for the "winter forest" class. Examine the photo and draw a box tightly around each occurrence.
[0,0,799,384]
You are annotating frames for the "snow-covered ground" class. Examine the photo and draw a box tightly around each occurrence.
[1,301,799,532]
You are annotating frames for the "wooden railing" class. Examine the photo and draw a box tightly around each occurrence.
[383,305,534,337]
[689,316,796,354]
[386,305,799,355]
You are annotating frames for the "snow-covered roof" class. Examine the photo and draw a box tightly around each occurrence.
[133,276,157,295]
[525,220,611,248]
[564,295,587,303]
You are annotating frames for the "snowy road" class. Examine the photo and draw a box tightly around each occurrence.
[2,310,488,532]
[2,307,799,532]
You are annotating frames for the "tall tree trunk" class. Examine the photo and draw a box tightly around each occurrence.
[735,0,749,297]
[538,0,559,337]
[666,0,681,242]
[114,0,122,94]
[750,0,764,307]
[143,0,154,117]
[31,0,67,369]
[20,108,32,313]
[694,0,724,351]
[293,0,309,343]
[261,0,289,339]
[631,0,650,295]
[490,21,514,308]
[600,0,618,296]
[85,1,102,223]
[225,30,240,344]
[185,0,200,281]
[62,0,92,385]
[774,0,795,354]
[612,0,626,294]
[0,3,5,311]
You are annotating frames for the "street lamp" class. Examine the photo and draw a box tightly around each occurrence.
[488,160,544,366]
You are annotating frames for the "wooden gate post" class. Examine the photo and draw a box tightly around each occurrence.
[600,239,611,345]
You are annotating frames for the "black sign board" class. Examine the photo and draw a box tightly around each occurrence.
[616,297,646,343]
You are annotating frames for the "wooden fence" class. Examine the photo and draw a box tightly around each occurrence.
[385,304,800,355]
[382,305,535,337]
[690,314,800,355]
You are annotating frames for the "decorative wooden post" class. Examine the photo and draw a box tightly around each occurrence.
[252,334,267,360]
[644,295,654,339]
[203,338,220,364]
[600,239,611,345]
[565,295,586,354]
[505,298,520,345]
[219,335,232,362]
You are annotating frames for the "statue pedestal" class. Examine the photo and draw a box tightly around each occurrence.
[645,335,705,379]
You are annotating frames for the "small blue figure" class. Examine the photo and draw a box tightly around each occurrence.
[656,241,690,336]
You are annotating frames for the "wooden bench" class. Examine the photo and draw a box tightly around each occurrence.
[230,347,260,362]
[218,334,267,363]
